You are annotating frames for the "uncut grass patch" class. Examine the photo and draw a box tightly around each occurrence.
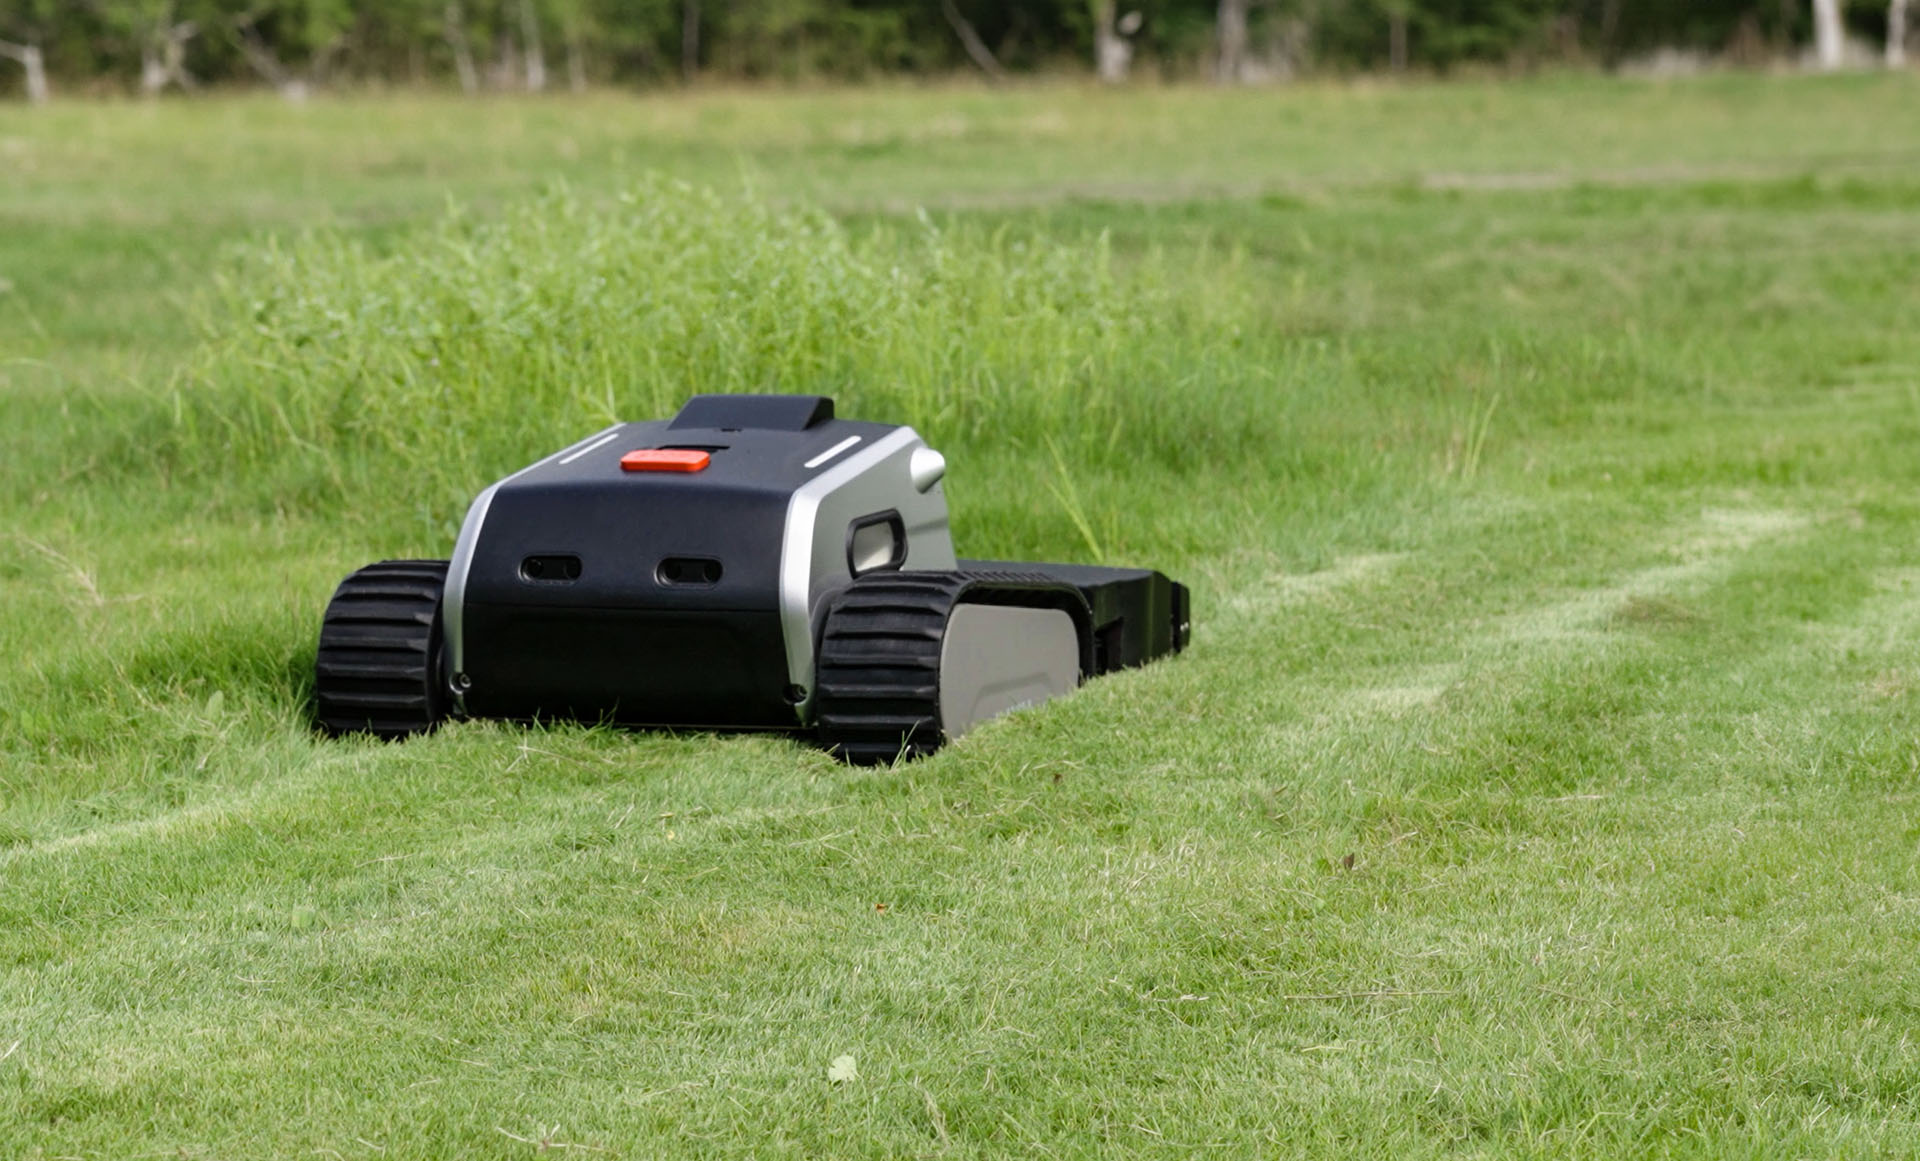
[142,178,1312,528]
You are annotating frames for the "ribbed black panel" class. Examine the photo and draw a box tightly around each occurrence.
[813,571,1091,764]
[314,559,449,739]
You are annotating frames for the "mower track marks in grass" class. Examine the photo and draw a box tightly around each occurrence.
[1498,508,1808,647]
[1222,553,1407,621]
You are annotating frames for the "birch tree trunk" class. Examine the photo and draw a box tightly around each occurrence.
[141,20,198,96]
[1891,0,1910,66]
[567,32,587,90]
[1216,0,1249,83]
[233,16,311,101]
[141,44,167,95]
[21,41,42,102]
[941,0,1006,79]
[0,40,47,103]
[519,0,547,91]
[1092,0,1133,83]
[1812,0,1845,69]
[488,32,519,91]
[444,2,478,93]
[1389,8,1408,71]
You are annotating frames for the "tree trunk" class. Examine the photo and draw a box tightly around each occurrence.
[941,0,1005,79]
[1598,0,1622,65]
[22,42,44,103]
[233,18,290,96]
[489,31,520,91]
[1092,0,1132,83]
[1389,9,1408,71]
[1272,15,1311,78]
[1812,0,1845,68]
[141,44,168,96]
[309,35,342,88]
[683,0,700,82]
[1216,0,1249,83]
[1553,8,1581,59]
[1891,0,1911,66]
[998,7,1028,61]
[567,32,587,91]
[0,41,47,103]
[233,16,318,101]
[175,36,198,89]
[146,21,198,95]
[445,2,479,94]
[519,0,547,91]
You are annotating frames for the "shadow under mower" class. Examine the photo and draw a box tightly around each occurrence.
[315,394,1190,762]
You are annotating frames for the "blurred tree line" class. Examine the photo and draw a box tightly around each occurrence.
[0,0,1910,100]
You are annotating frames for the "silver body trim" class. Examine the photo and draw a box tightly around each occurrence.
[938,604,1081,737]
[558,430,622,464]
[803,435,863,469]
[442,423,623,712]
[909,447,947,492]
[779,426,956,720]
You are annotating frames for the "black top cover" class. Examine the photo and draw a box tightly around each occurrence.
[670,394,835,432]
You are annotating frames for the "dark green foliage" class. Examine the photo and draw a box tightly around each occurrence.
[0,0,1895,92]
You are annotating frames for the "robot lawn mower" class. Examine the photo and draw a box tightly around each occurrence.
[314,394,1190,762]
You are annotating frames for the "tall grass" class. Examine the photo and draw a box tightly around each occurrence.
[148,178,1282,523]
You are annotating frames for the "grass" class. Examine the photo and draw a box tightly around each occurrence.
[5,71,1920,1157]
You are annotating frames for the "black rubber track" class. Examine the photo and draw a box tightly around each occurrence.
[314,559,450,739]
[813,571,1091,765]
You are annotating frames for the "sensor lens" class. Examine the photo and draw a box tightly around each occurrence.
[849,518,902,575]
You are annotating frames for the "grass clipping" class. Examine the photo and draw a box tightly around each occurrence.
[159,178,1151,515]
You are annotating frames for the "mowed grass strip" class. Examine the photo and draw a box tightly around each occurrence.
[4,77,1920,1156]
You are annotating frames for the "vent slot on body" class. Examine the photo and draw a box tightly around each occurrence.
[658,557,724,586]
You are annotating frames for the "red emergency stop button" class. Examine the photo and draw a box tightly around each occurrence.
[621,449,710,473]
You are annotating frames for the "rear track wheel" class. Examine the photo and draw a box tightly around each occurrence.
[314,559,450,739]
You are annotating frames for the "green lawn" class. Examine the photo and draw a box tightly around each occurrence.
[6,73,1920,1158]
